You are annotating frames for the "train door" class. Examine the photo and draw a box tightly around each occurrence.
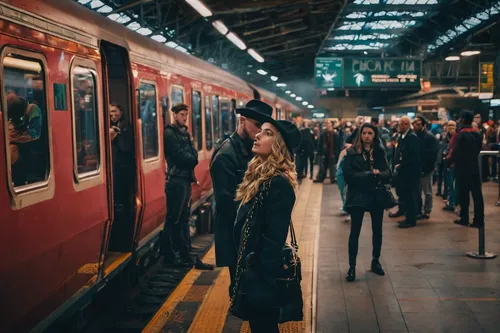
[100,41,137,255]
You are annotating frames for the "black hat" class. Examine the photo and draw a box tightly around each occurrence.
[236,99,273,123]
[267,119,302,160]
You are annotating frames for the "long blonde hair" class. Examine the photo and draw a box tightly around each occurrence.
[235,133,298,205]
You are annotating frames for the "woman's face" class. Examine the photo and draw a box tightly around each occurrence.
[252,122,277,158]
[361,127,375,145]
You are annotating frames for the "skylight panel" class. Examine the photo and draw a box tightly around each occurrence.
[165,41,179,48]
[464,17,481,27]
[109,14,131,24]
[97,5,113,13]
[90,0,104,9]
[455,25,467,33]
[338,22,364,30]
[353,0,379,4]
[78,0,92,4]
[476,12,489,20]
[346,12,368,19]
[446,29,457,38]
[367,20,408,29]
[151,35,167,43]
[137,27,152,36]
[127,22,141,31]
[406,0,418,5]
[334,35,357,40]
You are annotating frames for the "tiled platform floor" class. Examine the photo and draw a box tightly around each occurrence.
[317,181,500,333]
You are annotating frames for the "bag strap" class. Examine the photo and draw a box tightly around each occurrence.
[289,220,298,251]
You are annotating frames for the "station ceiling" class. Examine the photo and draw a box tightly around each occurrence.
[76,0,500,104]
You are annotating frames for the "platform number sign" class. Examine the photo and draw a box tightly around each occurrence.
[315,57,343,89]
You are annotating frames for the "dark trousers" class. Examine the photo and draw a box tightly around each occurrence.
[316,155,336,182]
[437,162,445,194]
[457,172,484,224]
[249,313,279,333]
[399,180,419,224]
[297,152,314,178]
[162,177,192,261]
[348,208,384,266]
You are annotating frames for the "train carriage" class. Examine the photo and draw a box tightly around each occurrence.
[0,1,300,332]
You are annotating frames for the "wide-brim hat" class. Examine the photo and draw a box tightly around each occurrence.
[236,99,273,123]
[267,119,302,160]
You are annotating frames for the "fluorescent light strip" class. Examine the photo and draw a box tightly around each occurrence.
[257,69,267,75]
[248,48,265,63]
[212,20,229,35]
[276,83,287,87]
[185,0,212,17]
[226,32,246,50]
[270,76,278,81]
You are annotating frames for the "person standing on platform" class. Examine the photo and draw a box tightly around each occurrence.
[343,123,391,282]
[448,110,484,228]
[314,120,340,183]
[231,120,301,332]
[392,116,421,228]
[296,123,315,181]
[442,121,457,211]
[210,99,273,288]
[163,103,213,270]
[412,116,439,220]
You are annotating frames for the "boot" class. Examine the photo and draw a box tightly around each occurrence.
[346,266,356,282]
[371,259,385,276]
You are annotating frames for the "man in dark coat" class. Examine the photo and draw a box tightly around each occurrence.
[210,100,273,285]
[413,115,439,219]
[314,120,341,183]
[448,110,484,228]
[393,116,421,228]
[296,123,315,180]
[163,103,213,270]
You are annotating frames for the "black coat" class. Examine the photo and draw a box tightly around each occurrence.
[318,130,341,161]
[298,128,315,155]
[164,124,198,181]
[343,147,391,212]
[448,126,483,176]
[234,176,295,280]
[416,129,438,175]
[394,130,421,182]
[210,133,252,267]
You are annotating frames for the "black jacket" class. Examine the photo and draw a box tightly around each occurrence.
[298,128,315,155]
[164,124,198,182]
[210,132,252,267]
[318,130,341,161]
[394,130,421,181]
[448,126,483,176]
[343,147,391,212]
[416,129,438,175]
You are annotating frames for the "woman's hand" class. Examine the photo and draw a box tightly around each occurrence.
[373,169,380,175]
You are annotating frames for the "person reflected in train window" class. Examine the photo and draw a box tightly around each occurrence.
[163,103,213,270]
[6,92,29,185]
[210,100,273,291]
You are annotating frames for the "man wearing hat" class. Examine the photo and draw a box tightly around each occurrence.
[210,99,273,286]
[163,103,213,270]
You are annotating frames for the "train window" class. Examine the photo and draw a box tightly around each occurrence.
[221,99,230,139]
[212,95,220,142]
[191,91,202,151]
[161,96,169,128]
[4,54,50,188]
[72,66,100,176]
[231,99,237,132]
[276,108,282,120]
[205,95,213,151]
[54,83,67,111]
[171,86,184,105]
[139,82,159,160]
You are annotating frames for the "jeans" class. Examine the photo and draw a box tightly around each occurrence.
[162,177,192,261]
[457,172,484,224]
[336,173,346,211]
[447,167,457,208]
[418,172,433,214]
[348,208,384,266]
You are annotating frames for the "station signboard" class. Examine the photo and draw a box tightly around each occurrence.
[343,58,421,89]
[315,57,343,89]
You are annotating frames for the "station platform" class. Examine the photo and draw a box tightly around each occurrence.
[142,179,500,333]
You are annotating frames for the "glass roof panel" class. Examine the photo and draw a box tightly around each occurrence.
[127,22,141,31]
[97,5,113,13]
[151,35,167,43]
[346,12,368,19]
[136,27,152,36]
[338,22,365,30]
[90,0,104,9]
[353,0,380,4]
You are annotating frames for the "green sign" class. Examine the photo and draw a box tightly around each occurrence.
[315,57,343,89]
[343,58,421,88]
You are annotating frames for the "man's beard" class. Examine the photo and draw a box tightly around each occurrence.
[241,125,255,151]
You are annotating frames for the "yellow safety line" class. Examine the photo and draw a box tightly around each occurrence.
[142,246,215,333]
[187,267,231,333]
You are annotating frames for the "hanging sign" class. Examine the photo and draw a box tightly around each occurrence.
[343,58,421,88]
[479,62,494,94]
[315,57,343,89]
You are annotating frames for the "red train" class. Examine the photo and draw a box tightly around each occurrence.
[0,1,300,332]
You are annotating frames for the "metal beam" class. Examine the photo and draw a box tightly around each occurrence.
[262,43,317,55]
[342,14,437,22]
[110,0,154,14]
[327,28,410,36]
[257,32,327,51]
[243,19,304,36]
[343,4,439,12]
[247,26,308,43]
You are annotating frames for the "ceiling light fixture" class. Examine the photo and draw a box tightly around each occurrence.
[276,83,287,87]
[460,50,481,57]
[212,20,228,35]
[296,97,303,101]
[445,56,460,61]
[185,0,212,17]
[270,76,278,81]
[327,88,335,91]
[290,93,297,98]
[226,32,246,50]
[285,90,291,94]
[257,69,268,75]
[247,48,265,63]
[302,101,309,106]
[308,105,314,109]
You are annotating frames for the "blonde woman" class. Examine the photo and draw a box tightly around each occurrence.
[230,120,302,332]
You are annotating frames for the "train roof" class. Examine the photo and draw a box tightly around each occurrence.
[1,0,260,98]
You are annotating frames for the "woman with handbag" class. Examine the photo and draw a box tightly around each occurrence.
[343,123,392,282]
[230,120,302,332]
